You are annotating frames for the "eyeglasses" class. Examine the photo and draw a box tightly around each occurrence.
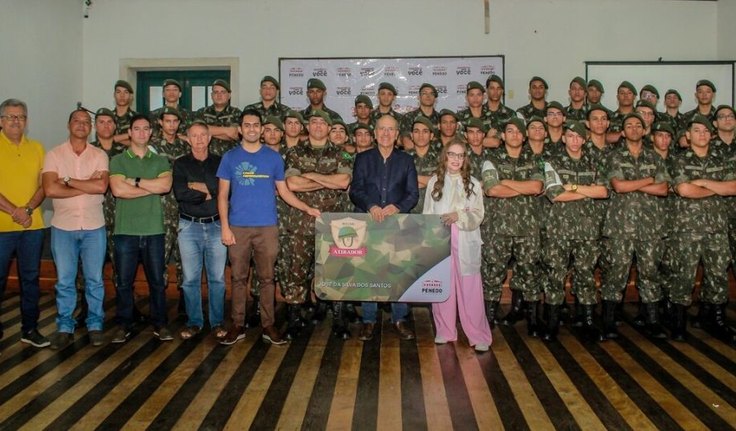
[717,114,735,120]
[447,152,465,160]
[1,114,27,122]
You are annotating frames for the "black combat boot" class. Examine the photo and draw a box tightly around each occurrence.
[541,303,559,342]
[707,303,736,344]
[633,301,646,327]
[485,300,499,329]
[602,300,619,340]
[500,290,525,326]
[285,304,305,340]
[526,301,541,337]
[310,299,328,324]
[331,302,351,339]
[692,302,711,329]
[644,302,668,339]
[580,304,603,342]
[571,297,584,328]
[670,303,687,342]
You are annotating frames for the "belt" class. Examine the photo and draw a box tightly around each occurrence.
[180,213,220,223]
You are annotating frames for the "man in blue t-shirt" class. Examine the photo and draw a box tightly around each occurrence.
[217,109,319,346]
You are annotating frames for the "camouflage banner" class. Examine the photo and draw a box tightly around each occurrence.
[314,213,451,302]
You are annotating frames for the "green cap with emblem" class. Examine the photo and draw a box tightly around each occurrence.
[652,121,674,137]
[163,79,182,90]
[114,80,134,93]
[412,116,435,132]
[570,76,586,88]
[308,109,333,126]
[564,120,587,138]
[696,79,716,92]
[354,94,373,108]
[688,114,715,133]
[504,117,527,135]
[378,82,398,95]
[530,76,548,89]
[526,116,547,131]
[618,81,637,94]
[285,109,305,125]
[439,109,457,121]
[160,106,182,120]
[640,84,659,98]
[95,107,116,123]
[466,81,485,93]
[545,101,565,115]
[464,117,487,133]
[419,83,438,97]
[586,103,609,120]
[635,99,656,112]
[587,79,604,93]
[485,74,505,89]
[263,116,284,131]
[213,79,231,92]
[622,112,646,128]
[307,78,326,90]
[665,89,682,101]
[261,75,280,90]
[352,123,373,134]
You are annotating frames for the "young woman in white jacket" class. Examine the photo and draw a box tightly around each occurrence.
[423,139,492,352]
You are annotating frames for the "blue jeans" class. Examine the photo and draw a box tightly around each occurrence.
[361,302,409,324]
[0,229,44,334]
[113,234,167,329]
[177,219,227,328]
[51,226,106,332]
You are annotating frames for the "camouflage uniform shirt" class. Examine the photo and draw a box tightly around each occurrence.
[284,140,353,210]
[195,104,242,157]
[407,145,440,214]
[244,100,290,120]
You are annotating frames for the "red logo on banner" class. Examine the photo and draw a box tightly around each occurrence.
[329,245,367,257]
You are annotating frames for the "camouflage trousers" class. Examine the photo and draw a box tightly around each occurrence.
[163,195,182,290]
[600,237,663,303]
[668,233,731,306]
[482,234,540,302]
[543,238,599,306]
[729,218,736,268]
[279,210,315,304]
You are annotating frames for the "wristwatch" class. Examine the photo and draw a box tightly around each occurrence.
[135,177,141,188]
[571,184,578,193]
[63,176,71,187]
[24,206,33,216]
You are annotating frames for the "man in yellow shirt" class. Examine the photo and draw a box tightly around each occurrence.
[0,98,48,348]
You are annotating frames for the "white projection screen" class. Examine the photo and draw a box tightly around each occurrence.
[586,61,735,112]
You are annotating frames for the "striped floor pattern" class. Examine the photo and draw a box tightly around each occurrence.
[0,293,735,431]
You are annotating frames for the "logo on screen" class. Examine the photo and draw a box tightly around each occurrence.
[289,67,304,77]
[288,87,303,96]
[313,68,328,77]
[432,66,447,76]
[480,65,496,75]
[336,87,352,96]
[329,217,368,257]
[360,67,375,77]
[408,67,423,76]
[337,67,352,77]
[456,66,471,76]
[385,66,400,77]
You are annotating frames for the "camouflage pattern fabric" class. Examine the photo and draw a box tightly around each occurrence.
[668,233,731,306]
[600,237,664,303]
[113,108,137,136]
[565,105,587,121]
[300,106,343,124]
[407,146,440,214]
[516,103,547,121]
[662,111,687,136]
[400,108,439,137]
[195,104,242,157]
[684,106,717,124]
[370,108,403,126]
[544,239,599,305]
[149,105,193,136]
[486,104,518,135]
[243,100,290,121]
[484,234,540,301]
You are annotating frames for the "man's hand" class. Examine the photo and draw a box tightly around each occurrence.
[369,205,385,223]
[306,207,321,217]
[381,204,400,217]
[221,226,236,246]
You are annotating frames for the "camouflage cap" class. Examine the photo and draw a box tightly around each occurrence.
[307,78,326,90]
[378,82,398,95]
[545,101,565,115]
[504,117,527,135]
[466,81,485,93]
[587,79,604,93]
[308,109,333,126]
[715,104,736,119]
[696,79,716,92]
[564,120,587,138]
[618,81,637,94]
[354,94,373,108]
[676,129,687,142]
[640,84,659,98]
[485,74,505,89]
[529,76,548,89]
[586,103,609,119]
[570,76,586,88]
[212,79,231,92]
[419,83,438,97]
[664,89,682,101]
[114,80,134,93]
[412,116,435,132]
[352,123,373,134]
[464,117,487,133]
[439,109,458,121]
[94,107,116,122]
[285,109,306,125]
[160,106,182,120]
[622,112,646,128]
[331,119,347,131]
[635,99,656,112]
[652,121,674,137]
[263,116,284,131]
[526,116,547,131]
[163,79,182,90]
[688,114,715,133]
[187,119,209,131]
[261,75,280,90]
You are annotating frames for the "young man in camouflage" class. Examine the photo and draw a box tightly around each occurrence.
[456,81,489,129]
[195,79,241,156]
[669,116,736,344]
[347,94,373,134]
[283,110,352,339]
[608,81,637,145]
[565,77,588,121]
[662,89,686,134]
[600,113,670,340]
[544,101,566,146]
[300,78,343,124]
[400,83,441,150]
[408,116,440,214]
[484,74,517,149]
[112,80,136,146]
[586,80,605,107]
[684,80,717,122]
[438,109,459,147]
[149,79,192,137]
[482,117,544,336]
[243,76,290,120]
[370,82,403,125]
[517,76,549,120]
[542,121,608,342]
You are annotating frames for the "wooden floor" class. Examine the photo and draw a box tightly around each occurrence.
[0,294,735,431]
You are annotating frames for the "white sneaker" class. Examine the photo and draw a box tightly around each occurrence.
[434,336,447,344]
[474,343,489,352]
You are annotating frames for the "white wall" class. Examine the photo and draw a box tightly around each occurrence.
[0,0,83,148]
[718,0,736,60]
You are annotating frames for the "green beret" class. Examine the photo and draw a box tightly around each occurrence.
[378,82,398,95]
[696,79,716,92]
[652,121,674,137]
[466,81,485,93]
[261,76,280,90]
[618,81,637,94]
[665,89,682,101]
[263,116,284,131]
[464,117,487,133]
[529,76,548,89]
[163,79,182,91]
[485,74,504,89]
[352,123,373,134]
[212,79,231,92]
[419,83,437,97]
[504,117,527,135]
[526,116,547,130]
[564,120,587,138]
[689,114,715,133]
[114,80,134,93]
[331,119,347,130]
[586,103,609,119]
[160,106,181,120]
[354,94,373,108]
[635,99,656,112]
[412,116,435,132]
[439,109,457,120]
[95,108,116,122]
[285,109,305,124]
[570,76,586,88]
[308,109,333,126]
[622,112,646,128]
[187,119,209,131]
[307,78,326,90]
[715,104,736,119]
[587,79,604,93]
[546,101,565,114]
[640,84,659,98]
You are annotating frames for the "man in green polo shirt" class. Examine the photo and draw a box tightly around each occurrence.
[109,114,173,343]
